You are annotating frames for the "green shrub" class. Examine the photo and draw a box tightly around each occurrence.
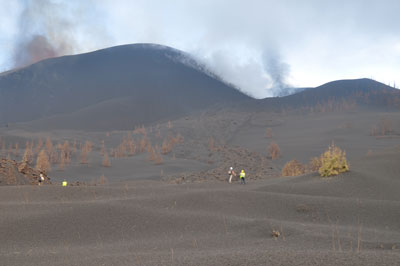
[318,143,349,177]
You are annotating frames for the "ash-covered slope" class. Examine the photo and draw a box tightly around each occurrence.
[256,78,400,112]
[0,43,251,129]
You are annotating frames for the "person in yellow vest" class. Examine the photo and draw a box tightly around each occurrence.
[62,180,68,187]
[240,170,246,184]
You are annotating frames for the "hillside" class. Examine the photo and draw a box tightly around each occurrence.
[0,43,251,129]
[255,78,400,112]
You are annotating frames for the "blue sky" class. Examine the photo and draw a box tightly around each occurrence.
[1,0,399,98]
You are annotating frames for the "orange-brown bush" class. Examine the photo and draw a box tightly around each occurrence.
[268,142,280,159]
[282,159,305,176]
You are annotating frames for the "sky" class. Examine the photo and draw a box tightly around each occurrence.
[0,0,399,98]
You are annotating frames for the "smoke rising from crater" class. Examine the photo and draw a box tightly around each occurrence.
[3,0,399,97]
[13,0,76,68]
[12,0,110,68]
[262,50,292,96]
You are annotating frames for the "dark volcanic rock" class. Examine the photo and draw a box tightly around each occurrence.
[0,158,49,185]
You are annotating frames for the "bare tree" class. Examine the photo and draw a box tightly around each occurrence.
[36,149,51,173]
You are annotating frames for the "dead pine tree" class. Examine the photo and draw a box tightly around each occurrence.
[148,146,156,162]
[35,138,43,155]
[265,128,273,138]
[127,139,136,156]
[58,151,66,171]
[72,140,77,154]
[139,137,148,153]
[268,142,281,160]
[154,149,164,165]
[208,137,216,152]
[62,141,71,164]
[21,142,34,165]
[80,141,93,164]
[161,138,170,154]
[46,137,59,164]
[102,152,111,167]
[7,144,12,159]
[13,143,19,158]
[100,140,105,156]
[36,149,51,174]
[1,140,5,156]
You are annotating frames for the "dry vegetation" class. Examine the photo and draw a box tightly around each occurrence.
[0,123,186,180]
[370,117,393,136]
[265,127,273,138]
[318,143,349,177]
[281,159,305,176]
[268,142,280,160]
[287,89,400,115]
[36,149,51,173]
[102,152,111,167]
[80,141,93,164]
[309,157,322,172]
[208,137,216,152]
[282,143,349,177]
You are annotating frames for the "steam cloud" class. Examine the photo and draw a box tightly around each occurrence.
[6,1,397,97]
[263,53,289,91]
[262,50,293,96]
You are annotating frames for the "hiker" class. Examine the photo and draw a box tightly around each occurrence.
[240,169,246,184]
[39,173,45,186]
[228,167,236,183]
[62,180,68,187]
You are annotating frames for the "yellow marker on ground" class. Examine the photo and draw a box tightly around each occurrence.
[62,181,68,187]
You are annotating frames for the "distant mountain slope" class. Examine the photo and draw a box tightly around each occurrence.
[257,78,400,112]
[0,43,251,129]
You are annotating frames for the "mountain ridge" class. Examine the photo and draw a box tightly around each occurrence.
[0,43,251,129]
